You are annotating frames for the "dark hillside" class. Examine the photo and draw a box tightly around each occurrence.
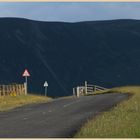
[0,18,140,97]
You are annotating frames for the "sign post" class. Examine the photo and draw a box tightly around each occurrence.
[22,69,30,95]
[44,81,48,96]
[85,81,87,95]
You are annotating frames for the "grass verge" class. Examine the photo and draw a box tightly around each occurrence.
[0,94,52,112]
[75,86,140,138]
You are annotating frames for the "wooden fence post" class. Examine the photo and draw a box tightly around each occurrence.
[5,85,7,96]
[0,85,1,96]
[0,83,28,97]
[20,85,22,95]
[18,85,20,95]
[8,85,10,96]
[3,85,5,96]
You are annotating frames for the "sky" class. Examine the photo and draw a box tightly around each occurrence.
[0,2,140,22]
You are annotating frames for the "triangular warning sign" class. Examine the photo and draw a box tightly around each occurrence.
[22,69,30,77]
[44,81,48,87]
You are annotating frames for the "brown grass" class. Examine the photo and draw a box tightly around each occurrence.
[0,94,52,111]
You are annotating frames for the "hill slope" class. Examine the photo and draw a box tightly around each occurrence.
[0,18,140,97]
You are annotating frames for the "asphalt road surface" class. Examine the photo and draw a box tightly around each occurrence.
[0,93,129,138]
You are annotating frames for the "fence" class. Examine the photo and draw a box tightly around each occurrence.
[0,83,26,96]
[73,81,108,97]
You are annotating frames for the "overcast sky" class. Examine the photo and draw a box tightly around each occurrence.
[0,2,140,22]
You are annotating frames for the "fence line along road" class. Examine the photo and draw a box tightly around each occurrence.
[73,81,108,97]
[0,83,25,96]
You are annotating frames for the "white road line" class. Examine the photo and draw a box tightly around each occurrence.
[63,99,81,108]
[23,117,28,120]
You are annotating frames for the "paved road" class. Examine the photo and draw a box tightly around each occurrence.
[0,93,129,138]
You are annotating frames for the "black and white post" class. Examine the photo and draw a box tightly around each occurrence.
[44,81,48,96]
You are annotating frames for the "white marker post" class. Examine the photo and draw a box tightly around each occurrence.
[85,81,87,95]
[44,81,48,96]
[22,69,30,95]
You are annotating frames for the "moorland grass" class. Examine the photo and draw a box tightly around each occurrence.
[75,86,140,138]
[0,94,52,111]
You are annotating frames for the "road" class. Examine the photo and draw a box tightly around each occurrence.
[0,93,129,138]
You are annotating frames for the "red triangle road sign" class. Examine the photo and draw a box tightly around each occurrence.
[22,69,30,77]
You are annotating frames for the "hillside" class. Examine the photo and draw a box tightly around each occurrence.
[0,18,140,97]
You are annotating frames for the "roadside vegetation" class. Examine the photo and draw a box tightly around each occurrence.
[0,94,52,112]
[75,86,140,138]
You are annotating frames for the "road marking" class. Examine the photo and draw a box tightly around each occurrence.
[23,117,28,120]
[63,99,81,108]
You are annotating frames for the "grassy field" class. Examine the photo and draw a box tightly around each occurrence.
[75,86,140,138]
[0,94,52,112]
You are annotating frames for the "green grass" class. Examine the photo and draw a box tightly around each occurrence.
[0,94,52,112]
[75,86,140,138]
